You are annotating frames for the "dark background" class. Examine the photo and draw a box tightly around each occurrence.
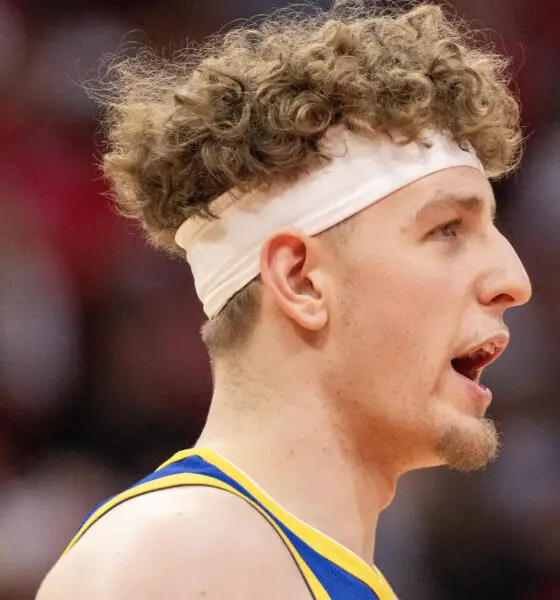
[1,1,559,599]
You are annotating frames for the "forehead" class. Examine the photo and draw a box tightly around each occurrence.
[360,167,495,226]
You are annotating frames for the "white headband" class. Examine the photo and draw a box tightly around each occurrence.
[175,127,484,318]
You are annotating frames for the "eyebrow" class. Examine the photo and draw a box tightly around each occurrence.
[412,191,497,224]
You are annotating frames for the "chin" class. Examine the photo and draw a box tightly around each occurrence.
[435,417,500,472]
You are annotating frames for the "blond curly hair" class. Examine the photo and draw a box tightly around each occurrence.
[97,1,522,356]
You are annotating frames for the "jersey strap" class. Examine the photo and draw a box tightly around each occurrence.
[63,448,398,600]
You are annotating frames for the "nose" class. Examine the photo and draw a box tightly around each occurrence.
[478,230,532,310]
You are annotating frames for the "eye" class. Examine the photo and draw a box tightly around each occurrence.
[429,218,463,239]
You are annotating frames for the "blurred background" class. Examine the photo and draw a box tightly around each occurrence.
[0,1,559,599]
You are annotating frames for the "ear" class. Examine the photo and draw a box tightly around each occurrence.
[259,229,329,331]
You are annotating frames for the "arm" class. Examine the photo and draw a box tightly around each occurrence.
[37,486,312,600]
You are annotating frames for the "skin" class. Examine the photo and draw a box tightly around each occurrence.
[37,488,312,600]
[37,166,532,599]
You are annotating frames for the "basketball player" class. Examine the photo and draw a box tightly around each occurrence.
[37,2,532,599]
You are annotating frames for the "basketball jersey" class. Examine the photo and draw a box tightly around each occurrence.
[64,448,398,600]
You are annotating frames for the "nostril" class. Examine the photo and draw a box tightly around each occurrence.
[490,292,515,306]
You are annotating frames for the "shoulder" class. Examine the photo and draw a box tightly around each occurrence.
[37,486,311,600]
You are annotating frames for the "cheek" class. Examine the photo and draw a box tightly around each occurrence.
[338,269,460,393]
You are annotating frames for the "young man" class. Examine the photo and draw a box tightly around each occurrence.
[38,2,532,599]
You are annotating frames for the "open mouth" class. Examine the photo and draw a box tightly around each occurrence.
[451,341,505,383]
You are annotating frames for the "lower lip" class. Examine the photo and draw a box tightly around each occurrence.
[454,371,493,409]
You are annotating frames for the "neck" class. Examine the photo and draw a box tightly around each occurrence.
[196,364,400,564]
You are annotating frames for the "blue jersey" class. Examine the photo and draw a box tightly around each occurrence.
[64,448,398,600]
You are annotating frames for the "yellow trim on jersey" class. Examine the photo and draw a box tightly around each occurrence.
[182,448,397,600]
[62,472,330,600]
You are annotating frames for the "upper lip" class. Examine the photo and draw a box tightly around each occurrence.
[453,332,510,370]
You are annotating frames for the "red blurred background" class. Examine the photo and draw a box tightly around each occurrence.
[1,1,559,599]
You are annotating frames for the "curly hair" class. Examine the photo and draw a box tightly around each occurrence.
[96,1,523,356]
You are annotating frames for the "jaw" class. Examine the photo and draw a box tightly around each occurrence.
[436,416,499,472]
[427,371,500,471]
[395,371,499,472]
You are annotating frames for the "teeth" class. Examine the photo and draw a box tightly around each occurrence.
[468,342,495,358]
[482,342,494,355]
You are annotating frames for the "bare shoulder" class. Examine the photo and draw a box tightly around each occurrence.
[37,486,311,600]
